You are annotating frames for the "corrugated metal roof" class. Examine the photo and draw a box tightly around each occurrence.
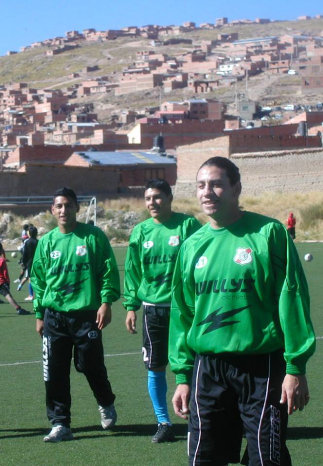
[76,151,176,166]
[67,122,100,127]
[233,36,278,45]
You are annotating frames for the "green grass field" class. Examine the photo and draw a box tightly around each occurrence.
[0,244,322,466]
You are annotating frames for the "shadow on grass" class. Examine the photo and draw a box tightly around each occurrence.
[0,423,188,441]
[1,425,322,442]
[288,426,323,440]
[0,427,46,439]
[73,423,188,441]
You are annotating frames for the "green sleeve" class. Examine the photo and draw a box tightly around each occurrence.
[123,228,142,311]
[271,225,316,374]
[30,240,47,319]
[97,229,121,304]
[169,244,196,384]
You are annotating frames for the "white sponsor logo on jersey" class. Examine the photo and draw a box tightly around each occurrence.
[195,256,208,269]
[50,250,61,259]
[168,235,180,247]
[76,245,87,256]
[143,240,154,249]
[234,248,253,265]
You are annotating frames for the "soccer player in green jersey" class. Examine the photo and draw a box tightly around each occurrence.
[124,179,200,443]
[169,157,315,465]
[31,187,120,443]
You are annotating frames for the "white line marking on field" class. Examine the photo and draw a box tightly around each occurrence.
[1,339,322,368]
[0,351,141,368]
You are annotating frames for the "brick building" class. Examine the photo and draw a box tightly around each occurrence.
[174,140,323,197]
[0,150,176,199]
[127,118,225,148]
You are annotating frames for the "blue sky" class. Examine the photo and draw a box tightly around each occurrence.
[0,0,322,56]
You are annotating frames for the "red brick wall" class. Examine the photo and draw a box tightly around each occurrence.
[119,165,176,187]
[285,111,323,126]
[0,163,176,199]
[176,137,230,181]
[5,142,145,167]
[229,133,321,153]
[0,165,119,198]
[10,145,74,165]
[139,120,225,149]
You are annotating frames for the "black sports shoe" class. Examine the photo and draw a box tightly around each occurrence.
[17,308,31,315]
[152,423,175,443]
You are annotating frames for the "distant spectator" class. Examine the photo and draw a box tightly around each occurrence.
[21,224,29,243]
[287,212,296,240]
[15,223,30,284]
[18,226,38,301]
[0,242,30,315]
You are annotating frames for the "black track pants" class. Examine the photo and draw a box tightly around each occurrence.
[43,308,115,426]
[188,351,291,466]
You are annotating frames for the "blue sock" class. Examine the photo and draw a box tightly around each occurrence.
[28,283,33,297]
[147,370,171,425]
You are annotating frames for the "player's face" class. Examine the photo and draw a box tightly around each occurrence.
[51,196,78,232]
[144,188,172,223]
[196,165,241,227]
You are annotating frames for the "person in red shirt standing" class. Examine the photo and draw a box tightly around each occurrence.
[287,212,296,240]
[0,243,30,315]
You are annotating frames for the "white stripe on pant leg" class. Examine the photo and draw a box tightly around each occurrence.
[193,358,202,466]
[257,354,271,466]
[144,313,153,367]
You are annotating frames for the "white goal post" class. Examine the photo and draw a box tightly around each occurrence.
[0,195,97,225]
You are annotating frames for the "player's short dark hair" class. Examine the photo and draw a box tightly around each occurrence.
[28,226,38,238]
[23,224,29,230]
[0,242,4,255]
[53,187,78,205]
[145,179,172,197]
[198,157,241,186]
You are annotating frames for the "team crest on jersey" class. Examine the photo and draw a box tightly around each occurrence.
[143,240,154,249]
[76,245,87,256]
[88,331,98,339]
[50,250,61,259]
[234,248,253,265]
[195,256,208,269]
[168,235,180,247]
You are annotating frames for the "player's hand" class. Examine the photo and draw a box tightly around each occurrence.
[96,303,112,330]
[36,319,44,337]
[280,374,310,415]
[125,310,137,334]
[172,384,190,419]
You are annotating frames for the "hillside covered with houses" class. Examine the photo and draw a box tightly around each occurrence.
[0,14,323,199]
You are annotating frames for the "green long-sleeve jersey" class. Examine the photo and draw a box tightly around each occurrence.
[123,213,201,310]
[169,211,315,384]
[31,222,120,319]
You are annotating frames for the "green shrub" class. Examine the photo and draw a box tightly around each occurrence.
[105,210,115,220]
[105,226,129,243]
[300,204,323,229]
[139,209,150,221]
[7,227,21,240]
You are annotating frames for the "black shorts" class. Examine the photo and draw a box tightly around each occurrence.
[188,350,291,466]
[142,304,170,370]
[0,283,10,297]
